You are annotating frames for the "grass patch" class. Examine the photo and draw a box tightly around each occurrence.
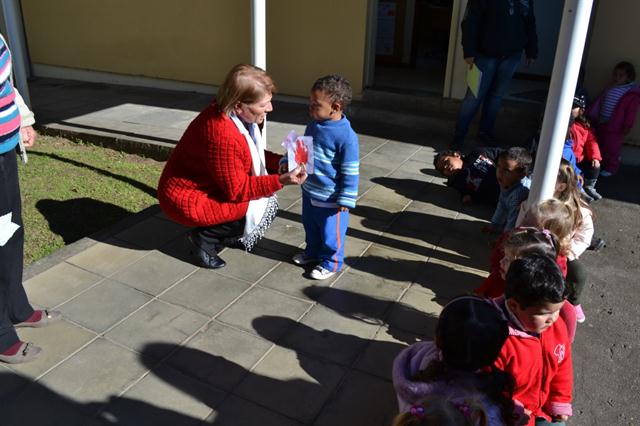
[18,135,165,265]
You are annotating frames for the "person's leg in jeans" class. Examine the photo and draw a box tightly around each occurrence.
[317,207,349,273]
[0,150,34,352]
[452,55,499,149]
[478,53,523,138]
[566,259,587,306]
[301,194,321,259]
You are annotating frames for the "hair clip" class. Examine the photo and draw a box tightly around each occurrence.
[454,402,472,419]
[541,228,555,248]
[409,405,426,419]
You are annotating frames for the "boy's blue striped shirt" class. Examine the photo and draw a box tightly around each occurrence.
[302,115,359,208]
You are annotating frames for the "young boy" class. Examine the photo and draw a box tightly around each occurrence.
[292,75,359,280]
[484,147,532,233]
[434,147,502,205]
[496,255,573,425]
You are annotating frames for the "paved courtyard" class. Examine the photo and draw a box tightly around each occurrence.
[0,79,637,425]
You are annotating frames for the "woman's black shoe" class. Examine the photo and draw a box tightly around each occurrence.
[187,234,226,269]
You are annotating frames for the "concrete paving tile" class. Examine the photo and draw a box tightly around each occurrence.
[206,394,303,426]
[114,216,188,250]
[106,300,209,359]
[164,321,272,391]
[255,221,305,255]
[258,261,331,301]
[359,151,398,172]
[312,269,408,321]
[286,199,303,216]
[102,364,224,426]
[218,287,311,341]
[23,262,103,308]
[375,230,437,258]
[386,286,444,337]
[65,239,149,277]
[129,107,199,128]
[354,326,422,380]
[358,134,388,155]
[278,306,381,366]
[8,320,96,379]
[0,368,31,402]
[234,346,346,423]
[373,140,421,158]
[358,185,412,213]
[59,279,152,333]
[39,338,148,410]
[413,258,488,304]
[312,370,397,426]
[434,234,492,271]
[1,382,105,426]
[110,250,198,295]
[160,269,250,317]
[215,247,283,283]
[347,244,425,285]
[389,209,455,237]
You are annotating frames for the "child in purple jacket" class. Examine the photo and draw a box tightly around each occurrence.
[392,296,521,425]
[588,61,640,176]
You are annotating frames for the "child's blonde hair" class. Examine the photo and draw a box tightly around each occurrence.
[556,159,590,233]
[520,199,574,256]
[392,395,488,426]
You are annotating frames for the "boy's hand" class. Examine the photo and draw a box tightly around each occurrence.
[20,126,37,148]
[461,194,473,205]
[592,159,600,168]
[552,415,569,422]
[338,206,349,213]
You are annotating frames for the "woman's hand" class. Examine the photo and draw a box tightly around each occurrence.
[279,165,307,185]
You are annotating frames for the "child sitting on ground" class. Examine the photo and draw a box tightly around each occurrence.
[291,75,359,280]
[433,147,502,205]
[555,160,594,323]
[483,147,532,234]
[570,93,603,200]
[392,394,495,426]
[495,255,573,425]
[392,296,519,425]
[587,61,640,176]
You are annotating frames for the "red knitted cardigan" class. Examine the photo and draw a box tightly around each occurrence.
[158,102,283,227]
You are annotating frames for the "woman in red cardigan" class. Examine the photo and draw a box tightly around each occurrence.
[158,64,307,269]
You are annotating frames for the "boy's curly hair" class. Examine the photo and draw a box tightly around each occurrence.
[311,74,353,108]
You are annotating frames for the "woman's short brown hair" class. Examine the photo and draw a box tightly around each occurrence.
[216,64,276,115]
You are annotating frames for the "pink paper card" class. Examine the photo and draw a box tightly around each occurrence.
[282,130,314,173]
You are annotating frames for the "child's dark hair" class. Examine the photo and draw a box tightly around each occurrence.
[504,227,559,260]
[505,255,567,309]
[498,147,532,175]
[311,74,353,108]
[615,61,636,82]
[433,149,462,170]
[413,296,516,425]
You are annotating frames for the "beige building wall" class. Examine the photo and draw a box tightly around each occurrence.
[584,1,640,144]
[21,0,250,86]
[267,0,368,97]
[20,0,369,97]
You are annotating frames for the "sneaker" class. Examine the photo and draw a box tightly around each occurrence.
[588,237,606,251]
[309,265,336,280]
[292,253,318,265]
[600,170,613,177]
[581,190,594,204]
[583,186,603,201]
[575,304,586,323]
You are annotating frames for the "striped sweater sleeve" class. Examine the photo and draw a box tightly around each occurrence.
[336,131,359,208]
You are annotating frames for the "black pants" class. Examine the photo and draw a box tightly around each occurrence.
[0,149,34,351]
[566,258,587,305]
[577,160,600,181]
[191,218,246,255]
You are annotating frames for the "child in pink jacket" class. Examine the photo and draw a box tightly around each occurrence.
[588,61,640,176]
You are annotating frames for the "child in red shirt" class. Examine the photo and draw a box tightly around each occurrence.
[495,255,573,426]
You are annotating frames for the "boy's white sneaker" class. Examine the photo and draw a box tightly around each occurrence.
[292,253,318,265]
[310,265,336,280]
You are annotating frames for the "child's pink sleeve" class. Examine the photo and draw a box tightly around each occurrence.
[545,321,573,418]
[623,94,640,130]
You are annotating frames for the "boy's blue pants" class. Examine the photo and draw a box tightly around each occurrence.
[302,194,349,272]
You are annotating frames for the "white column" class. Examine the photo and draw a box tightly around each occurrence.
[1,0,31,107]
[251,0,266,70]
[525,0,594,207]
